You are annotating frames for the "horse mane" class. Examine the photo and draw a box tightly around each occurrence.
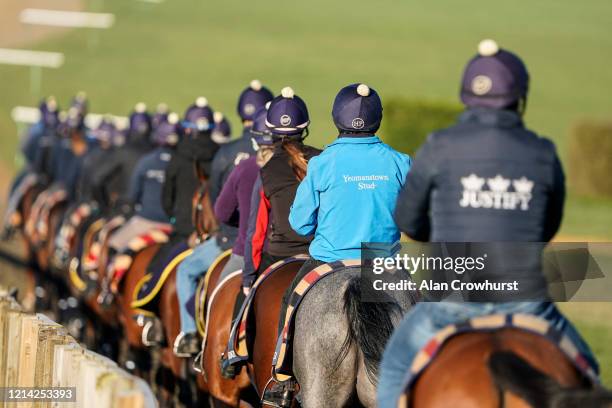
[489,351,612,408]
[335,276,402,384]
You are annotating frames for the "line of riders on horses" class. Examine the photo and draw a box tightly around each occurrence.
[3,39,611,407]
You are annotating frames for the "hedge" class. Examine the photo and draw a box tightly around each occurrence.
[567,119,612,198]
[381,98,463,156]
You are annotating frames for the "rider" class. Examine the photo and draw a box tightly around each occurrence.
[145,97,220,282]
[101,113,180,297]
[2,97,60,237]
[214,106,272,284]
[209,80,273,201]
[264,83,411,403]
[211,111,232,145]
[377,40,599,407]
[173,82,273,356]
[90,103,154,212]
[241,87,321,286]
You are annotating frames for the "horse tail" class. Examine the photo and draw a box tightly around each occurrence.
[336,276,401,384]
[488,351,612,408]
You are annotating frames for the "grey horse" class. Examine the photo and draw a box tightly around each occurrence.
[292,267,414,407]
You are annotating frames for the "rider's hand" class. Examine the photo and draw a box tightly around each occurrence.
[242,286,250,296]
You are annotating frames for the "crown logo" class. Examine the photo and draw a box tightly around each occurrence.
[461,174,485,190]
[513,177,534,194]
[487,175,510,193]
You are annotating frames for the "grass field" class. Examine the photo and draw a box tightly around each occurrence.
[0,0,610,383]
[1,0,611,237]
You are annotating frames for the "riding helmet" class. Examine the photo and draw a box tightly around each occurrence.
[129,102,152,137]
[251,104,274,146]
[237,80,274,122]
[211,112,231,144]
[460,39,530,110]
[265,87,310,137]
[92,116,117,144]
[65,106,85,131]
[153,112,181,147]
[152,103,169,130]
[39,96,60,128]
[182,97,214,132]
[70,91,88,116]
[332,83,382,134]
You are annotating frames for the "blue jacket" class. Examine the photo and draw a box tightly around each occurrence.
[289,136,411,262]
[128,147,173,223]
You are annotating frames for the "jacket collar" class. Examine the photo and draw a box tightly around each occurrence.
[327,135,381,147]
[459,108,524,128]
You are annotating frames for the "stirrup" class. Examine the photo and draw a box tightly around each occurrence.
[193,350,203,374]
[219,354,237,379]
[261,378,295,408]
[141,318,164,347]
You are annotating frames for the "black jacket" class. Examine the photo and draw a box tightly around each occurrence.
[162,133,219,237]
[260,143,321,257]
[90,135,152,209]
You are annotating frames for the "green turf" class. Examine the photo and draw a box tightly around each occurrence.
[559,303,612,385]
[1,0,611,237]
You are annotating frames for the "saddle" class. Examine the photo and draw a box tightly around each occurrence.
[130,244,194,310]
[81,215,125,273]
[54,202,94,267]
[69,216,106,293]
[25,187,67,244]
[192,249,232,337]
[271,260,361,382]
[2,173,39,231]
[398,313,599,401]
[225,255,309,368]
[108,226,173,289]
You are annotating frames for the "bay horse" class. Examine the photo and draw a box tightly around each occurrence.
[10,180,45,311]
[291,267,414,407]
[116,243,162,379]
[155,249,230,406]
[248,259,305,399]
[201,269,256,407]
[402,329,611,407]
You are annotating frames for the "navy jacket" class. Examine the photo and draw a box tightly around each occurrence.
[395,108,564,243]
[209,127,256,249]
[394,108,565,301]
[128,147,173,223]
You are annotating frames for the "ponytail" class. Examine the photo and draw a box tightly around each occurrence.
[282,139,308,181]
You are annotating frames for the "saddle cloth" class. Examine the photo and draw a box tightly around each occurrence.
[272,260,361,382]
[194,249,232,336]
[2,173,38,229]
[200,270,243,357]
[109,227,172,287]
[55,202,93,257]
[82,215,125,272]
[26,187,67,242]
[69,217,106,292]
[225,255,309,367]
[398,313,600,403]
[130,244,193,310]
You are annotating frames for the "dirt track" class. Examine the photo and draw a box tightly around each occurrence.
[0,0,83,47]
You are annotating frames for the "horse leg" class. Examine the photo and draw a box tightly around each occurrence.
[293,275,358,408]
